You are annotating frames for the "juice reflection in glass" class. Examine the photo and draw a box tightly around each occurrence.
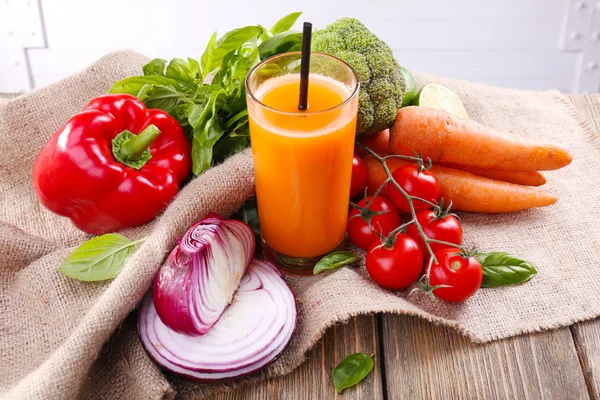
[245,52,359,275]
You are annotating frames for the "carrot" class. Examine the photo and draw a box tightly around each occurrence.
[432,165,557,213]
[390,106,573,171]
[355,129,390,157]
[439,163,546,186]
[363,155,557,213]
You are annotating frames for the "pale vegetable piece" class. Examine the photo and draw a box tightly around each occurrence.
[414,83,468,119]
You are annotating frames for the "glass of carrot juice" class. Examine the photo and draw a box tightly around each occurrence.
[245,52,359,275]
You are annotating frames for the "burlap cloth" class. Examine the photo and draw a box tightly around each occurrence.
[1,51,599,399]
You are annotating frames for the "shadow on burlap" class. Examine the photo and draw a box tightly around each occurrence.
[1,51,599,399]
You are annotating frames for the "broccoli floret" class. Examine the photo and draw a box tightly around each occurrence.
[357,90,374,134]
[312,18,407,135]
[335,50,370,82]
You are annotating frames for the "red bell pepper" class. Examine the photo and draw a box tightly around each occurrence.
[33,93,191,234]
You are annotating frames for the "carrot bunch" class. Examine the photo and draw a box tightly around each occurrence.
[357,106,573,213]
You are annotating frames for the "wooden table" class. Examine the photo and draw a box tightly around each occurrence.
[210,94,600,400]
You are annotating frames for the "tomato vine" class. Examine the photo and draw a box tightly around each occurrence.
[357,143,466,297]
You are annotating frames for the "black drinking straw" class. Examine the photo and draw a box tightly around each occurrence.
[298,22,312,111]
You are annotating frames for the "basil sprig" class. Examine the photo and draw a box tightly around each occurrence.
[332,353,374,394]
[58,234,145,282]
[110,12,303,175]
[313,251,361,275]
[476,252,537,288]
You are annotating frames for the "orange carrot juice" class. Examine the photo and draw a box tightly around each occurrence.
[246,53,359,273]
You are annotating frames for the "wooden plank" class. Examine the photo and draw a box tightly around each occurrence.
[381,314,589,400]
[572,322,600,400]
[568,93,600,400]
[209,315,384,400]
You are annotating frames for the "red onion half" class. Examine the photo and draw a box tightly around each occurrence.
[153,214,255,335]
[139,258,297,381]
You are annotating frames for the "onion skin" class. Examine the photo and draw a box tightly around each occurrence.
[153,214,255,335]
[139,258,297,382]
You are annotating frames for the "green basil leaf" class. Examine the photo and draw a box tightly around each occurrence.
[225,109,248,131]
[188,88,227,175]
[240,198,260,238]
[170,101,193,130]
[58,234,144,282]
[259,31,302,59]
[143,58,167,76]
[230,122,249,137]
[270,12,302,35]
[196,84,223,102]
[288,43,303,52]
[142,85,185,114]
[213,135,249,163]
[187,57,201,80]
[235,198,261,253]
[189,90,227,141]
[257,24,271,41]
[135,84,154,101]
[208,26,262,73]
[214,40,259,107]
[313,251,361,275]
[191,137,214,175]
[227,117,249,137]
[255,63,284,80]
[166,58,195,86]
[109,75,195,96]
[188,103,205,128]
[476,252,537,288]
[332,353,374,394]
[238,40,261,66]
[200,32,218,80]
[204,114,226,147]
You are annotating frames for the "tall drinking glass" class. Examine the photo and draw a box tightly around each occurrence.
[245,52,359,275]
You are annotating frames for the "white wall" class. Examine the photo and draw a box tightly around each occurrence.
[1,0,599,93]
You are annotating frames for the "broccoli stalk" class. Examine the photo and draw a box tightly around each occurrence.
[312,18,407,136]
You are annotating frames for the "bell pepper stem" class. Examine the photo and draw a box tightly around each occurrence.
[112,125,161,170]
[118,124,161,160]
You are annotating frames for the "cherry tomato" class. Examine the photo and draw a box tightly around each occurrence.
[366,234,423,290]
[406,210,463,260]
[429,248,483,302]
[350,155,367,198]
[347,196,401,250]
[388,165,440,213]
